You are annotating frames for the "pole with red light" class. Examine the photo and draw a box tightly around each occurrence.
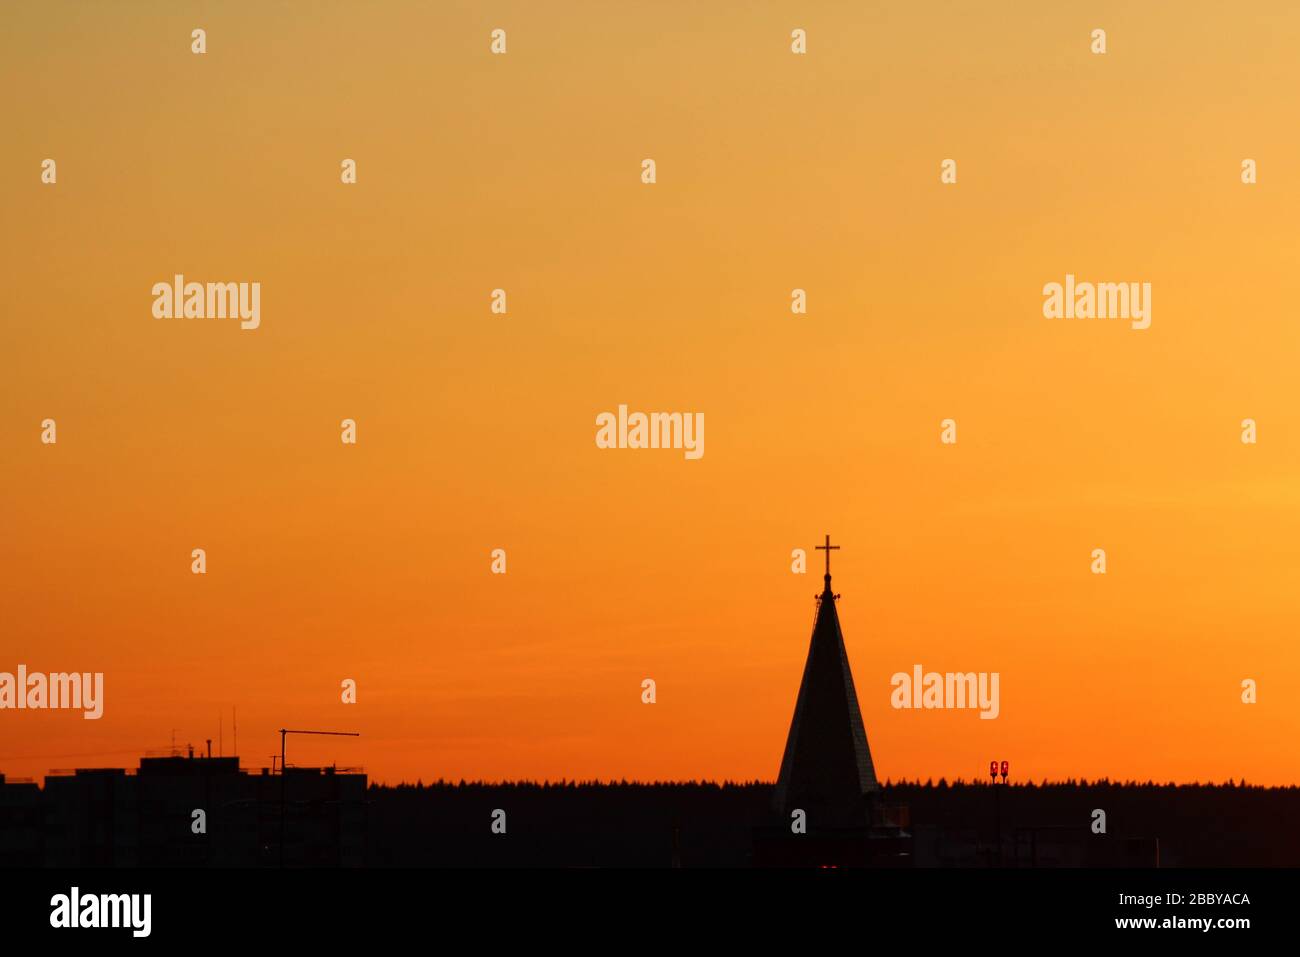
[990,759,1010,865]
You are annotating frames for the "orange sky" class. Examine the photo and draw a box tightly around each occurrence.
[2,2,1299,786]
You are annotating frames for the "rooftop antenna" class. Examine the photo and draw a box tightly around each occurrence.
[206,739,212,759]
[278,728,360,867]
[233,707,237,762]
[219,712,223,757]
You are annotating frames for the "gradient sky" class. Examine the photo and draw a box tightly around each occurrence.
[2,2,1299,786]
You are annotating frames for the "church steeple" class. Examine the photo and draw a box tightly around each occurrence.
[774,535,878,828]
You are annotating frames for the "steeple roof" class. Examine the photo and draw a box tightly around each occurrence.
[773,541,878,827]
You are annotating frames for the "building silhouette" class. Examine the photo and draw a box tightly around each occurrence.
[757,536,911,865]
[0,773,42,866]
[1,752,367,867]
[773,537,878,826]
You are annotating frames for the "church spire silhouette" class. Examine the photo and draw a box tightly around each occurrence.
[774,535,878,827]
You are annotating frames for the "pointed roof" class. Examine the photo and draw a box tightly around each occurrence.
[773,551,878,827]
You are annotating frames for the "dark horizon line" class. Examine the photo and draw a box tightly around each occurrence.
[6,762,1295,791]
[366,776,1296,790]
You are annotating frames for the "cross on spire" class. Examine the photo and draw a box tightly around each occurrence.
[815,534,839,577]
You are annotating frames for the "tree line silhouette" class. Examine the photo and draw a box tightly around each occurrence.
[365,779,1300,867]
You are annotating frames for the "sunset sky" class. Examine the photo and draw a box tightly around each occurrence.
[3,2,1299,787]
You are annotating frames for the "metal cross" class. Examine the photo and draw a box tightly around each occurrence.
[815,534,839,577]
